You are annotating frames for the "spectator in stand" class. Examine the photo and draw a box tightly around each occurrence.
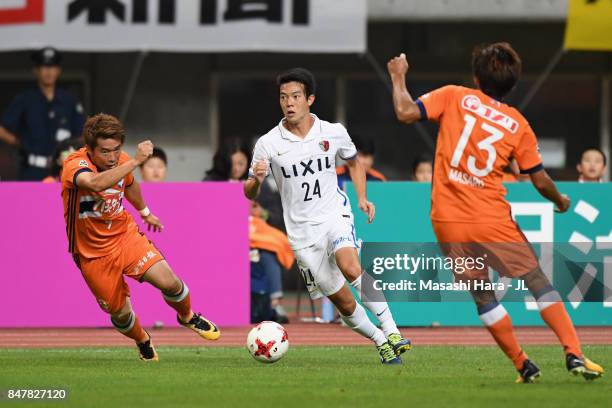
[337,134,386,188]
[140,147,168,182]
[0,47,84,180]
[577,148,607,183]
[203,139,251,181]
[42,138,84,183]
[411,154,433,182]
[246,136,288,319]
[249,200,293,324]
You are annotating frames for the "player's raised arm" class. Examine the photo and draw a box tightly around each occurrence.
[76,140,153,192]
[528,169,570,213]
[387,53,421,124]
[345,157,375,223]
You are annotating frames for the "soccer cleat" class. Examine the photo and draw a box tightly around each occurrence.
[137,331,159,362]
[566,353,604,381]
[178,312,221,341]
[387,333,412,356]
[515,359,541,383]
[377,342,402,365]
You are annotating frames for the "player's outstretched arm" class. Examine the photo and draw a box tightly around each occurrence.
[244,160,268,200]
[345,158,375,223]
[529,169,570,213]
[387,53,421,124]
[76,141,153,192]
[125,179,164,232]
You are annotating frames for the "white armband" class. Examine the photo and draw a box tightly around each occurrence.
[139,206,151,217]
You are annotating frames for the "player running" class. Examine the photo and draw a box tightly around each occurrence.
[244,68,410,364]
[388,43,604,382]
[61,113,220,361]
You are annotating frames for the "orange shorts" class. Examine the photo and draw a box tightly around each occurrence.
[74,231,164,314]
[432,219,539,281]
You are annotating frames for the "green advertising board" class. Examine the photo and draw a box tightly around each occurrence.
[346,182,612,326]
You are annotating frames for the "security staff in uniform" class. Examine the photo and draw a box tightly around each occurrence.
[0,47,84,180]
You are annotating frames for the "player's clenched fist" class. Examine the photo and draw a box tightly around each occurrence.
[555,194,571,213]
[135,140,154,164]
[387,53,409,76]
[253,160,269,183]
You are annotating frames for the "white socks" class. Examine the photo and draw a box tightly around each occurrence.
[341,303,387,346]
[350,275,399,337]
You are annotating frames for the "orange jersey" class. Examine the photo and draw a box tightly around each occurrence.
[417,85,542,222]
[61,148,137,258]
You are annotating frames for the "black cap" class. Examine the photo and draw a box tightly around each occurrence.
[31,47,62,67]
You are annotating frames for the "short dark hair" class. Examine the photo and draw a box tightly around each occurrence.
[472,42,522,99]
[82,113,125,149]
[580,147,607,166]
[277,68,316,97]
[141,147,167,167]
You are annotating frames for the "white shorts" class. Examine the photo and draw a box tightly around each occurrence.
[294,215,359,300]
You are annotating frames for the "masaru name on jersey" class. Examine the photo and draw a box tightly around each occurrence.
[281,157,333,178]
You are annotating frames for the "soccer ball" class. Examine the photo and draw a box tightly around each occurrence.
[246,321,289,363]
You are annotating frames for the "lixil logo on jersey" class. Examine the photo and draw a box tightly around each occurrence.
[280,157,333,179]
[319,140,330,152]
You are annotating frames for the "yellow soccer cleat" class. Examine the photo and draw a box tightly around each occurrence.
[178,312,221,341]
[567,354,604,381]
[387,333,412,356]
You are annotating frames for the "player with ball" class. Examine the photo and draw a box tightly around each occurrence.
[244,68,410,364]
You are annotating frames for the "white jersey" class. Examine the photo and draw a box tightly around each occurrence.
[249,114,358,250]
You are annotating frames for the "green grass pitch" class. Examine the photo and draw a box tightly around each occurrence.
[1,345,610,407]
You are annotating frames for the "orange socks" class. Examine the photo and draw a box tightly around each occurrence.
[478,302,527,370]
[478,288,582,369]
[539,302,582,357]
[163,280,192,321]
[111,312,147,343]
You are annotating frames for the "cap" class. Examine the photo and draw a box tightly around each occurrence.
[31,47,63,67]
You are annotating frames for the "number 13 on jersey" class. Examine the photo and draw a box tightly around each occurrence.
[451,114,504,177]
